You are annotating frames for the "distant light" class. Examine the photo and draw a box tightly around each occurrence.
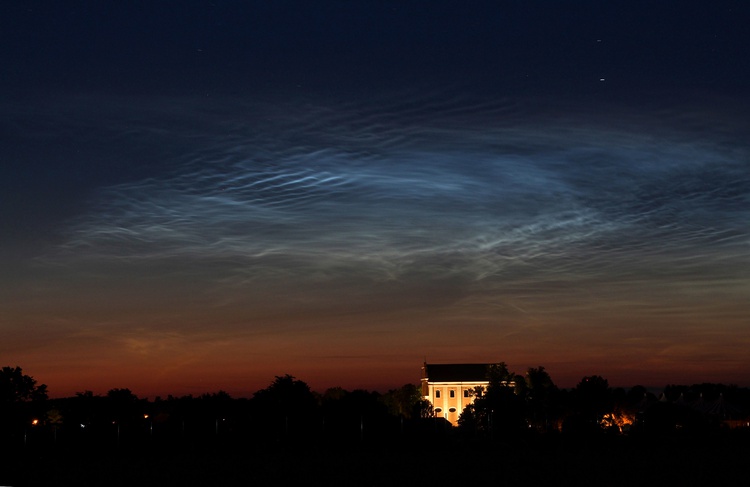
[143,414,149,419]
[31,419,39,426]
[599,78,606,82]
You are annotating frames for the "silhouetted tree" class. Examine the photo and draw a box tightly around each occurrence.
[576,376,611,417]
[525,366,559,431]
[251,375,318,439]
[105,388,144,436]
[107,388,138,402]
[563,375,612,434]
[458,362,526,437]
[319,387,399,441]
[0,366,48,437]
[0,366,48,403]
[381,383,430,420]
[67,390,101,433]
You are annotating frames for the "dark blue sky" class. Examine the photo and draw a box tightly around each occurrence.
[2,1,749,397]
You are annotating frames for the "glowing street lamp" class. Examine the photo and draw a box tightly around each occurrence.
[144,414,153,436]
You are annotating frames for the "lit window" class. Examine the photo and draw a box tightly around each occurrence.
[450,390,455,398]
[435,390,441,398]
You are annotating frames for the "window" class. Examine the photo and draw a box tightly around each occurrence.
[449,407,456,413]
[450,390,455,398]
[435,390,441,398]
[434,408,442,413]
[463,390,469,398]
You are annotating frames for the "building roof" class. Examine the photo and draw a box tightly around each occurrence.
[424,363,492,383]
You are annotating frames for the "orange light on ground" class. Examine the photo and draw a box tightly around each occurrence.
[600,410,634,433]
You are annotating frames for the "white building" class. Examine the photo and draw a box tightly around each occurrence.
[421,362,495,425]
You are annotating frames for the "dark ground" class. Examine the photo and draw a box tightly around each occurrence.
[2,430,749,486]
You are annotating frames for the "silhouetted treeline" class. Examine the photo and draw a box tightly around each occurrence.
[0,371,436,451]
[3,366,750,486]
[2,366,750,452]
[457,364,750,439]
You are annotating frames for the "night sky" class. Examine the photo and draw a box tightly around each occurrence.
[2,1,749,398]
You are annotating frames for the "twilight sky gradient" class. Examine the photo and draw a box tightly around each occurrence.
[2,1,749,398]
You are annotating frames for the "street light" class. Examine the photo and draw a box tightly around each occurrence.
[25,419,39,447]
[113,421,120,446]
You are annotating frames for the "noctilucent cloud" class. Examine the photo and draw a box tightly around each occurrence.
[2,1,749,397]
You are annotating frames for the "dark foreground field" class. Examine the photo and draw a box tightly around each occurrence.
[2,430,749,487]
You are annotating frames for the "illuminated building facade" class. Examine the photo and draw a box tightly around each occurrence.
[421,362,495,425]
